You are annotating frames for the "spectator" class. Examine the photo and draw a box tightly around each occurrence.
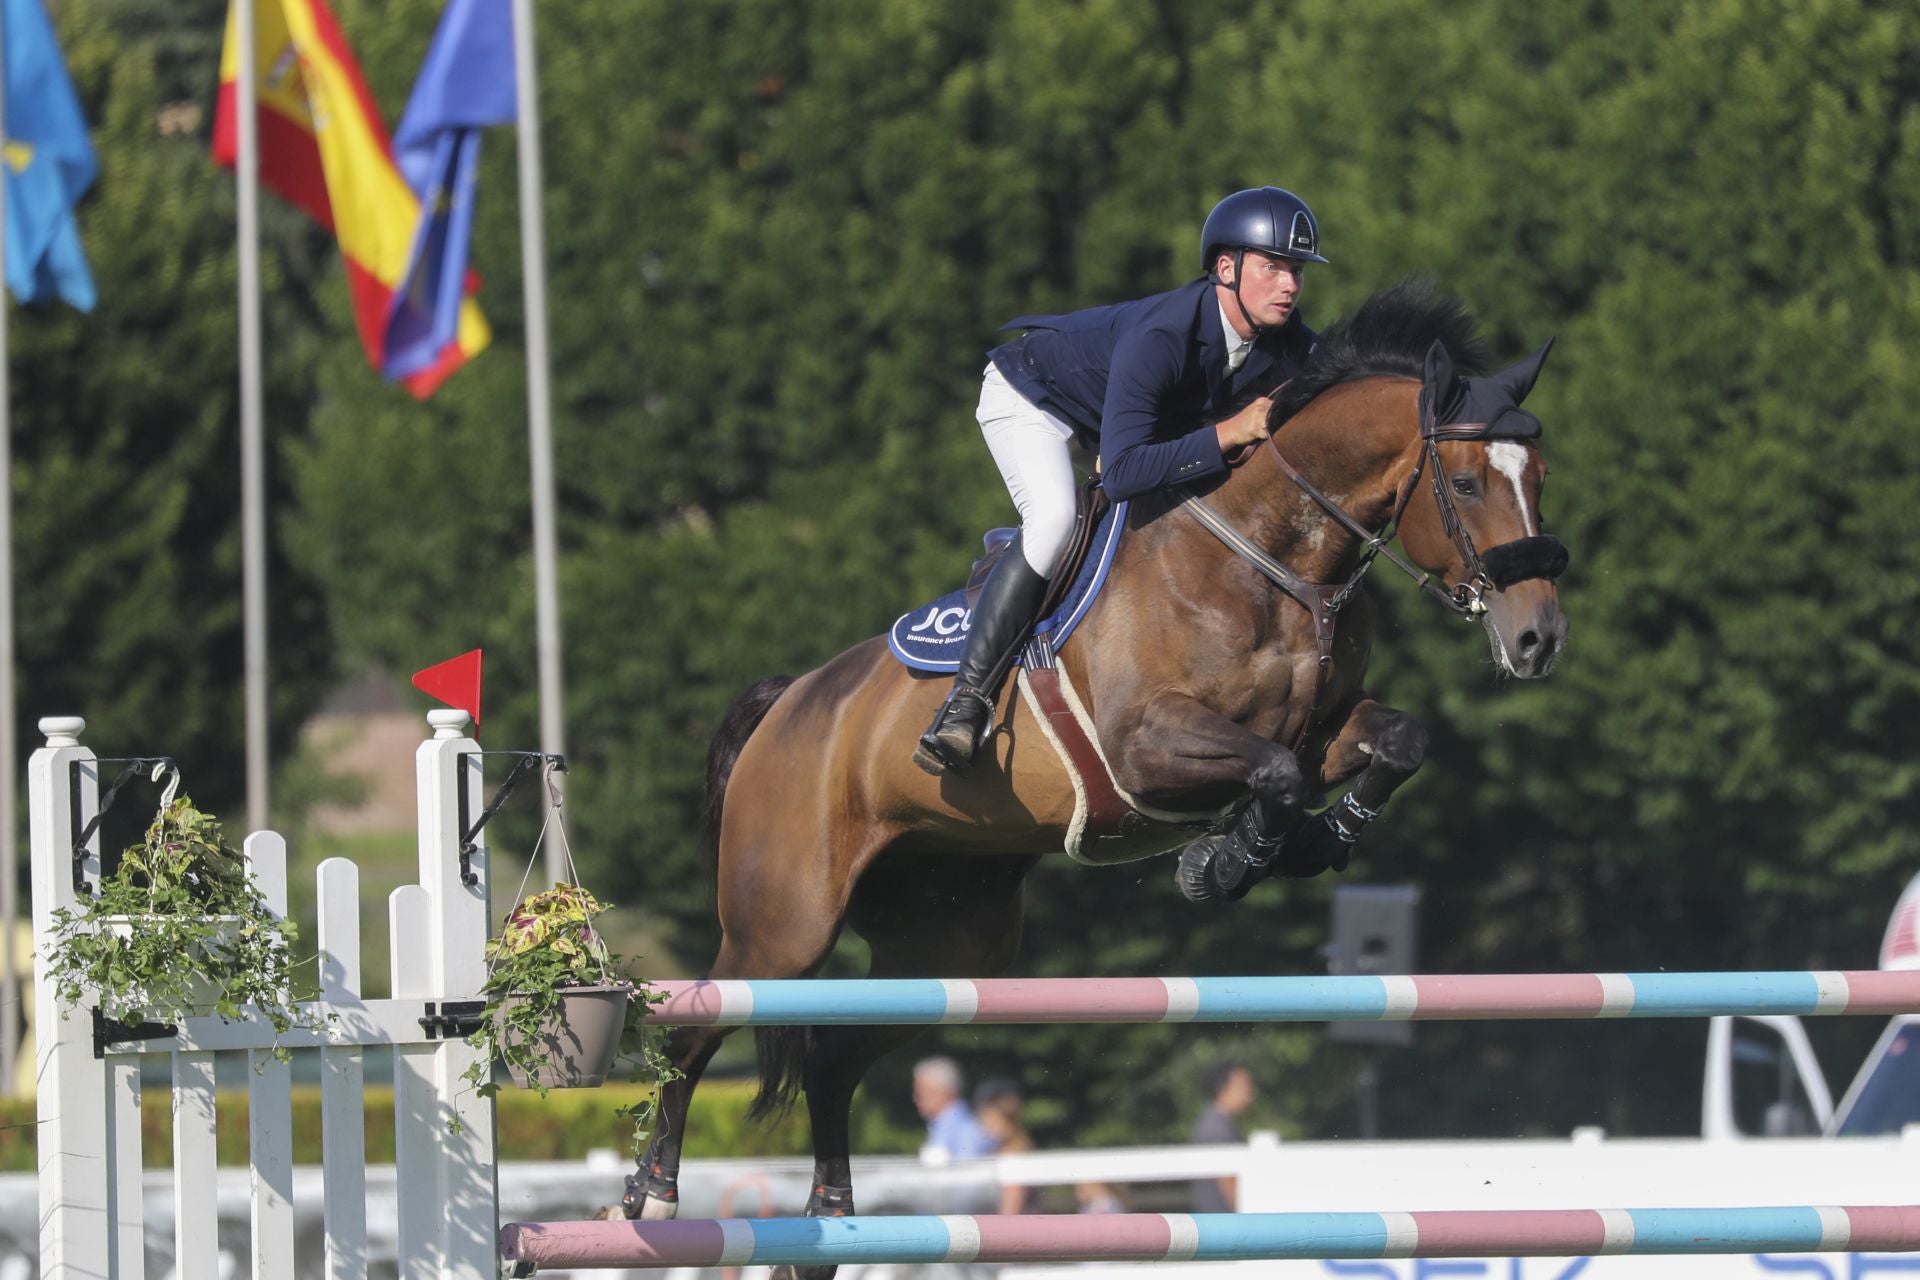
[975,1077,1036,1213]
[913,1056,996,1162]
[1074,1181,1127,1214]
[1188,1061,1256,1212]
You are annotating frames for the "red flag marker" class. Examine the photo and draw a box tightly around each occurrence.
[412,649,483,727]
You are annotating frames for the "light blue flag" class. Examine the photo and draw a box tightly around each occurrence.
[384,0,514,382]
[3,0,97,311]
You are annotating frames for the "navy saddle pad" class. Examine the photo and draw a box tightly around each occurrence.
[887,498,1128,673]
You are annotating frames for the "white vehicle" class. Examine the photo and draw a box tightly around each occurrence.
[1703,870,1920,1143]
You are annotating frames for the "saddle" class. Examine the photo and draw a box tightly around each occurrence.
[964,476,1111,622]
[995,480,1218,866]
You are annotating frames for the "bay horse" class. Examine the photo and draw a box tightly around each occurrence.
[621,283,1569,1274]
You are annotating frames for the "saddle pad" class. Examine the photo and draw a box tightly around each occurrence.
[886,498,1128,673]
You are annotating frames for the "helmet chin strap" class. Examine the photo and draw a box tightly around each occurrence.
[1212,248,1265,338]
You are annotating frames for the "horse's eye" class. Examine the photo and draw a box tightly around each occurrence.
[1451,476,1476,497]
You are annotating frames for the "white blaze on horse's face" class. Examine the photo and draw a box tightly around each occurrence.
[1487,442,1537,536]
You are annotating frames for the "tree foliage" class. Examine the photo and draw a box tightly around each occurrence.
[32,0,1920,1146]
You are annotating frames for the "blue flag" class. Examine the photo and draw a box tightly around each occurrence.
[4,0,97,312]
[384,0,515,383]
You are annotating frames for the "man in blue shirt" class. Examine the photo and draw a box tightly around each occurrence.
[914,187,1327,777]
[913,1055,998,1161]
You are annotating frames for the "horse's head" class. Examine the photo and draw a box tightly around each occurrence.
[1396,339,1570,678]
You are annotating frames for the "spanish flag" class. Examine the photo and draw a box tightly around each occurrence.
[212,0,489,398]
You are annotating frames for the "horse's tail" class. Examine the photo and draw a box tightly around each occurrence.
[700,675,811,1122]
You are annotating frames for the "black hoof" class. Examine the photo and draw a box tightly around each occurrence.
[771,1268,838,1280]
[1177,833,1271,903]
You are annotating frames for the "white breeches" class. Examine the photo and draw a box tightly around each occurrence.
[977,363,1079,576]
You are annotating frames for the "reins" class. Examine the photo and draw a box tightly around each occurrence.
[1177,384,1506,744]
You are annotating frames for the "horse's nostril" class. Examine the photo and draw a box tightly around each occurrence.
[1517,629,1541,658]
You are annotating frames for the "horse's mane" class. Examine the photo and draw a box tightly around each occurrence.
[1272,278,1491,426]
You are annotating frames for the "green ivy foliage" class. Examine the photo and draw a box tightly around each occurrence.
[43,794,309,1047]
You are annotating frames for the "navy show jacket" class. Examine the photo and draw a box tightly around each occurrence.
[987,277,1316,501]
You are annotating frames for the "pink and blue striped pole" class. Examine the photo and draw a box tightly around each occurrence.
[499,1206,1920,1273]
[647,970,1920,1026]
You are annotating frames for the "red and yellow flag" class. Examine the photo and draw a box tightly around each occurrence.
[212,0,489,398]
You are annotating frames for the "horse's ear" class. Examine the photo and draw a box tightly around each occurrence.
[1423,339,1468,422]
[1422,338,1455,394]
[1494,337,1556,405]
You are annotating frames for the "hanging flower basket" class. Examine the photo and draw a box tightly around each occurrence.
[456,758,677,1151]
[43,779,311,1054]
[496,980,634,1088]
[468,882,638,1090]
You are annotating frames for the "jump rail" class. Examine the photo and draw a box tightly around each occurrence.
[499,1206,1920,1274]
[647,970,1920,1025]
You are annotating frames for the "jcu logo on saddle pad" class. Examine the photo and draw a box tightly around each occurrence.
[887,500,1128,673]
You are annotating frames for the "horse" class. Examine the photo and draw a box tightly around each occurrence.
[620,282,1570,1278]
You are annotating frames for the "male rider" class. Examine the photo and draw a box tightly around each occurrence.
[914,186,1328,776]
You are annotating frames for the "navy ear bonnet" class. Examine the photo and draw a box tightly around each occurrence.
[1425,337,1555,440]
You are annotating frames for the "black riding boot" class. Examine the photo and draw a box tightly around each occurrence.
[912,539,1050,776]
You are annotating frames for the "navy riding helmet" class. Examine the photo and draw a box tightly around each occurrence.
[1200,186,1330,274]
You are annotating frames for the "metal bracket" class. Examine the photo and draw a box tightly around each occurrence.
[69,757,178,896]
[419,999,487,1040]
[92,1006,177,1059]
[454,751,567,888]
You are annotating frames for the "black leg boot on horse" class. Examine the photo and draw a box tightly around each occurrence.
[912,534,1050,776]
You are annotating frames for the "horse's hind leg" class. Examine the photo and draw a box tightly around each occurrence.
[773,852,1036,1280]
[617,1022,730,1219]
[621,898,847,1220]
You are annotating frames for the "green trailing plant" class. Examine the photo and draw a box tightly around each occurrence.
[460,882,679,1152]
[44,794,313,1060]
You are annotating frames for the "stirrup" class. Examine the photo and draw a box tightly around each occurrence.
[911,687,994,777]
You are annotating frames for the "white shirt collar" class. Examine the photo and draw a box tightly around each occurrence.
[1218,298,1252,357]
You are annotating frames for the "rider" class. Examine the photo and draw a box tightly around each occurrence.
[914,186,1329,776]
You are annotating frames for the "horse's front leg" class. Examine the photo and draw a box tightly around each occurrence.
[1104,692,1308,903]
[1284,694,1430,876]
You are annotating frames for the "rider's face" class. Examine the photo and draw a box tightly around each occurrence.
[1217,250,1306,334]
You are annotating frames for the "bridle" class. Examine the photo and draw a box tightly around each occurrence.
[1179,382,1567,739]
[1275,383,1505,619]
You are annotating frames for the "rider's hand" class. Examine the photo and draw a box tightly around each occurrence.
[1214,396,1273,453]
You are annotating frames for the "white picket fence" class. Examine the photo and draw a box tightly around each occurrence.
[29,710,501,1280]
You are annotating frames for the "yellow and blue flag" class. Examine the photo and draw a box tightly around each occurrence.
[385,0,514,386]
[4,0,96,311]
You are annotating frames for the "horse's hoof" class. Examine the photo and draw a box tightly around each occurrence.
[771,1268,838,1280]
[1177,837,1226,902]
[1178,834,1269,903]
[639,1194,680,1221]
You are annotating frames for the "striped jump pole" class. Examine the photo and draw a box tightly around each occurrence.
[647,969,1920,1026]
[498,1206,1920,1274]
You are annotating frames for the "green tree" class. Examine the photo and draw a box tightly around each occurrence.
[269,0,1920,1147]
[13,1,334,827]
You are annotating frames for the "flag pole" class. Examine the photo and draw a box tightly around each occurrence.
[236,0,269,834]
[0,0,19,1091]
[512,0,566,886]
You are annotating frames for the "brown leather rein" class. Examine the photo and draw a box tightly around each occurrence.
[1178,386,1503,743]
